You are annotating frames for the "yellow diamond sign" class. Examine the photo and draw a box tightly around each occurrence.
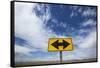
[48,38,73,51]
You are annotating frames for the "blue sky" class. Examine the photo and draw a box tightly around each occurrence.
[15,2,97,62]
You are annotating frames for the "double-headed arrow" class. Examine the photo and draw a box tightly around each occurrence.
[51,40,70,49]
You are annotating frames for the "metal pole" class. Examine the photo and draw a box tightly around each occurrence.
[60,51,62,63]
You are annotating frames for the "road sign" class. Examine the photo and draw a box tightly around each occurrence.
[48,38,73,51]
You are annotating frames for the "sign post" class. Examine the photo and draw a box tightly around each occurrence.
[48,38,73,63]
[60,51,62,63]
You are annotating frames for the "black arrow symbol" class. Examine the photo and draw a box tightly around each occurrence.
[51,40,70,49]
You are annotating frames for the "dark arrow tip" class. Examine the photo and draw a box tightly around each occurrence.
[63,40,70,49]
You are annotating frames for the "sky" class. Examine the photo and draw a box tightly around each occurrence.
[14,2,97,62]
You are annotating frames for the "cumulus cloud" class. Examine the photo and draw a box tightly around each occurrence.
[15,44,38,54]
[63,30,96,60]
[82,19,96,27]
[73,24,96,49]
[63,47,96,61]
[15,2,51,52]
[70,6,96,18]
[15,2,61,62]
[15,53,59,62]
[34,4,51,24]
[64,28,96,59]
[70,6,82,18]
[82,7,96,17]
[62,17,97,60]
[78,30,96,48]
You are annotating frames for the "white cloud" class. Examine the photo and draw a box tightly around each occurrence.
[51,19,58,24]
[70,6,82,18]
[15,54,59,62]
[35,4,51,24]
[15,44,38,54]
[79,29,88,33]
[82,19,96,27]
[15,2,61,62]
[15,2,51,52]
[78,30,96,48]
[73,29,96,48]
[63,28,97,60]
[63,50,85,61]
[63,47,96,61]
[82,8,96,17]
